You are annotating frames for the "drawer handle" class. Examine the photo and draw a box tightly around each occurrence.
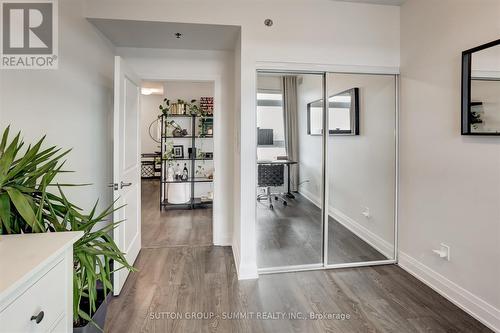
[30,311,44,324]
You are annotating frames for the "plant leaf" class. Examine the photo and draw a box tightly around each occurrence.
[6,187,38,231]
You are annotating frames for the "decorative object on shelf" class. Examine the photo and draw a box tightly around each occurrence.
[167,183,190,204]
[163,140,174,160]
[200,195,211,203]
[172,145,184,158]
[166,119,188,137]
[174,163,182,180]
[188,99,201,116]
[203,152,213,159]
[159,98,171,115]
[200,97,214,115]
[199,117,213,137]
[188,147,196,159]
[0,126,135,331]
[166,163,174,181]
[182,163,189,181]
[196,165,206,177]
[171,99,187,115]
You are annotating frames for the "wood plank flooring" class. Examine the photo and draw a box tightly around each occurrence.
[257,193,387,268]
[141,180,212,248]
[104,180,492,333]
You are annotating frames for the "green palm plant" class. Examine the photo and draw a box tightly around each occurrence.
[0,126,135,330]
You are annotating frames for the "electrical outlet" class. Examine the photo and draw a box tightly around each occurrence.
[362,207,371,219]
[432,243,450,261]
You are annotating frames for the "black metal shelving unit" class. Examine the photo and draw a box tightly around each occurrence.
[160,113,214,210]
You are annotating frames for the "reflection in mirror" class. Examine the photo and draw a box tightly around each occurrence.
[327,73,396,265]
[462,39,500,135]
[256,72,324,269]
[307,88,359,136]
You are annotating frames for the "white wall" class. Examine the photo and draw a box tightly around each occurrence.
[400,0,500,331]
[0,0,115,213]
[140,94,163,154]
[116,48,235,246]
[85,0,401,279]
[297,74,324,201]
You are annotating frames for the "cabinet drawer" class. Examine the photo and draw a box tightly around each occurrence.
[0,259,66,333]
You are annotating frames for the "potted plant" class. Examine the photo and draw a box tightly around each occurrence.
[0,126,136,332]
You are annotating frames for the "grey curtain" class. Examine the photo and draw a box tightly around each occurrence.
[282,76,299,191]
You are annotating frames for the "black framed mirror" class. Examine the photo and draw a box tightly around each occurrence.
[307,87,359,136]
[462,39,500,135]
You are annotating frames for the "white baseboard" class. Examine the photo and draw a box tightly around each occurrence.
[299,189,394,259]
[213,234,232,247]
[398,252,500,333]
[330,208,394,259]
[231,239,258,280]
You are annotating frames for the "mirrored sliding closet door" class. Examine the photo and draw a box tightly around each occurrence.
[256,70,398,273]
[325,73,397,266]
[256,72,325,270]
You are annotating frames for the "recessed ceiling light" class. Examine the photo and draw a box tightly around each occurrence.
[174,32,182,39]
[264,19,273,27]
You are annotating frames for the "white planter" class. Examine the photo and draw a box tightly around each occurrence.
[167,183,191,204]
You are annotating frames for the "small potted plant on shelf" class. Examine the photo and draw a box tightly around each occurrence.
[159,98,171,115]
[0,126,136,332]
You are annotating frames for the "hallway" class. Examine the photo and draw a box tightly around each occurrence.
[104,181,491,333]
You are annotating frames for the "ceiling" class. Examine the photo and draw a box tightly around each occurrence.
[88,19,240,50]
[333,0,406,5]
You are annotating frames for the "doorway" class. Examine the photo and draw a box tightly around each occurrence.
[256,70,398,274]
[140,79,216,249]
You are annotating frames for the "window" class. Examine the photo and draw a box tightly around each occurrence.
[256,91,286,160]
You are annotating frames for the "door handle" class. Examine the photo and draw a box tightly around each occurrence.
[120,181,132,189]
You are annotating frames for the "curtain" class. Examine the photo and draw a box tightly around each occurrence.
[282,76,299,192]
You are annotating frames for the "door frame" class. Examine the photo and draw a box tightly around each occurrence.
[139,74,223,246]
[255,63,400,275]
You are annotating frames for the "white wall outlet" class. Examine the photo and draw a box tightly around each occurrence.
[432,243,451,261]
[362,207,371,219]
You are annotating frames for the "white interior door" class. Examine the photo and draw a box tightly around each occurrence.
[113,56,141,295]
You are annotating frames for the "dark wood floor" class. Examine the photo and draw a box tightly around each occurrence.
[141,180,212,248]
[104,180,492,333]
[257,193,386,268]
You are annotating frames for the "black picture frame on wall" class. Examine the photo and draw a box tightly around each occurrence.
[307,87,360,136]
[461,38,500,136]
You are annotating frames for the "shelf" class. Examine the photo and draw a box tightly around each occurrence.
[160,198,213,208]
[162,114,213,118]
[163,158,213,161]
[161,177,214,184]
[162,135,213,139]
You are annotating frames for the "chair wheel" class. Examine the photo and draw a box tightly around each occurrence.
[283,201,287,206]
[270,204,274,210]
[275,196,279,200]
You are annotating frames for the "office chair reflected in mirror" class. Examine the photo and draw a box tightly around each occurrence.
[257,164,288,210]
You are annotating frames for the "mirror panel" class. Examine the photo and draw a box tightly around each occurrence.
[462,39,500,135]
[256,72,325,270]
[326,73,396,265]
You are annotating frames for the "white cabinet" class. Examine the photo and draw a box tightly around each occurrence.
[0,232,83,333]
